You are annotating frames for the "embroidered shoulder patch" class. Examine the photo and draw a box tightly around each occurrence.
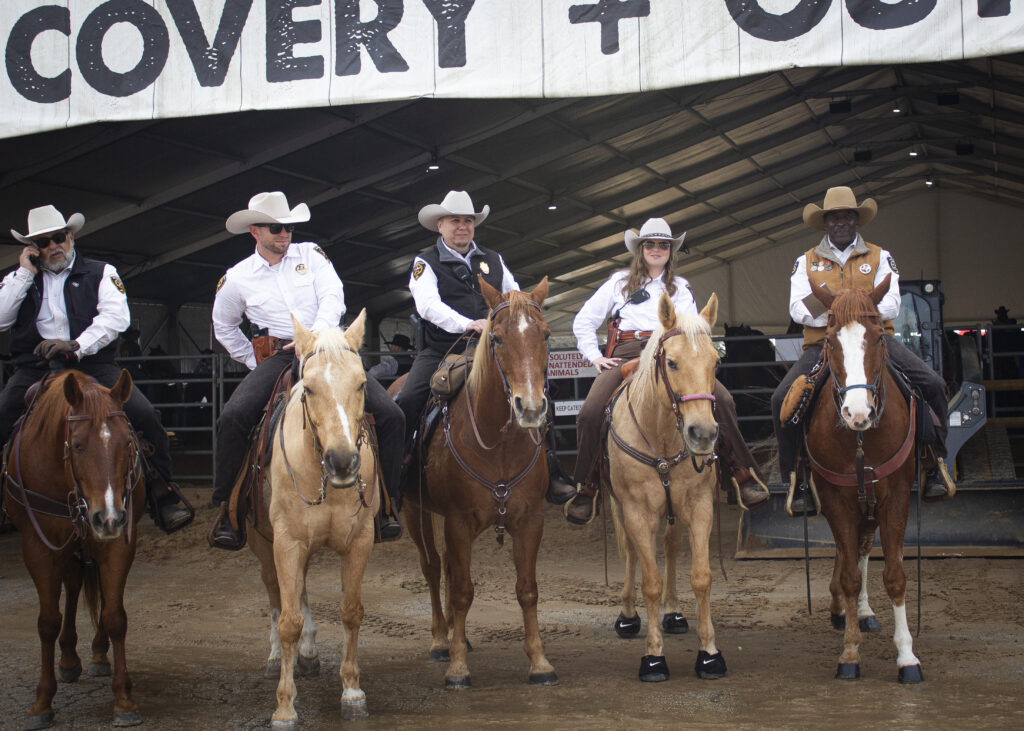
[887,255,899,274]
[412,261,425,280]
[111,275,125,294]
[216,275,226,293]
[791,258,800,275]
[314,245,330,261]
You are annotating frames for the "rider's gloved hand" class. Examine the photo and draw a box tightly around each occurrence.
[34,339,80,361]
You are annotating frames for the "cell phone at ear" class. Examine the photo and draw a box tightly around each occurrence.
[29,255,40,269]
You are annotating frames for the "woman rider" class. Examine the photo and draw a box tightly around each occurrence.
[552,218,770,524]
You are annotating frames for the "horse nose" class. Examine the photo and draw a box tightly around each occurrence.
[512,395,547,427]
[325,449,359,480]
[91,509,125,539]
[686,422,718,452]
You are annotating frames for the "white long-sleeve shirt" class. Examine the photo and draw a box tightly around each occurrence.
[408,239,518,334]
[573,271,697,365]
[212,242,345,370]
[788,235,901,327]
[0,255,130,357]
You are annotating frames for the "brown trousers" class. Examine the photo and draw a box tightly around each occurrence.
[572,340,758,487]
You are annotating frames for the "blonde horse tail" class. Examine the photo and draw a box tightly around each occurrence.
[82,562,101,632]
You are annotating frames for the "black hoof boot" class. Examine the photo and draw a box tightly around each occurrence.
[859,615,881,632]
[529,671,559,686]
[695,650,727,678]
[830,613,845,630]
[836,662,860,680]
[639,655,669,682]
[614,613,641,638]
[898,664,924,684]
[661,612,689,634]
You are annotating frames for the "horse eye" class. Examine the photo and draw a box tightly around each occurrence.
[493,335,504,346]
[303,386,313,396]
[543,332,550,341]
[357,382,365,392]
[667,360,678,371]
[72,441,85,452]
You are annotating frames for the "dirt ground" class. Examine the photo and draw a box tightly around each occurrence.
[1,487,1022,730]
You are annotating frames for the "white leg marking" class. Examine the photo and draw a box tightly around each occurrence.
[857,554,875,619]
[837,322,871,425]
[892,603,920,668]
[299,601,318,659]
[269,607,282,661]
[342,688,365,702]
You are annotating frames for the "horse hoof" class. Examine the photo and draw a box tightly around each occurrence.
[830,613,845,630]
[341,699,369,720]
[296,654,321,677]
[22,712,54,730]
[271,721,296,728]
[529,671,559,686]
[859,616,881,632]
[57,664,82,683]
[265,660,281,677]
[695,650,727,679]
[444,675,471,690]
[639,655,669,682]
[898,664,924,684]
[835,662,861,680]
[614,613,641,638]
[88,662,111,677]
[112,710,143,727]
[428,648,450,663]
[661,612,689,634]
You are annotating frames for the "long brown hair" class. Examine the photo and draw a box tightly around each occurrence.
[620,246,678,299]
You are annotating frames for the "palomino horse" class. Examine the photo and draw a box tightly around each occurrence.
[805,276,923,683]
[247,312,380,724]
[404,278,557,689]
[2,370,145,729]
[607,292,727,682]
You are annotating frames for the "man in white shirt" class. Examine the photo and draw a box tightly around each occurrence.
[209,192,404,548]
[0,205,192,532]
[771,186,954,514]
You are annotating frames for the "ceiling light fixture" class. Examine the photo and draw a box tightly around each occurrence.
[925,176,934,187]
[547,200,558,211]
[892,105,902,114]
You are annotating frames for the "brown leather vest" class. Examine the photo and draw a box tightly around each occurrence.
[802,238,895,349]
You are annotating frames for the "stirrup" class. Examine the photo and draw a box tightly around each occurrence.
[731,471,770,512]
[785,471,820,517]
[564,490,599,526]
[922,457,957,502]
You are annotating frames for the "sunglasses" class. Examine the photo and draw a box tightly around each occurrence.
[642,241,672,250]
[256,223,296,234]
[32,231,69,247]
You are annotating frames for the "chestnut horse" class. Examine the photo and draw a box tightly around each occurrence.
[805,276,923,683]
[2,370,144,729]
[246,312,380,724]
[607,293,727,682]
[404,278,557,689]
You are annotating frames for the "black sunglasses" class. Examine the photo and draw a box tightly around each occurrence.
[256,223,296,234]
[642,241,671,250]
[32,231,69,247]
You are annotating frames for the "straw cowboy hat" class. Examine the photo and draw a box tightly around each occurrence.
[802,186,877,231]
[225,191,310,234]
[417,190,490,231]
[624,217,687,255]
[11,205,84,244]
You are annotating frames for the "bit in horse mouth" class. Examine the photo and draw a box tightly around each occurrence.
[329,474,358,489]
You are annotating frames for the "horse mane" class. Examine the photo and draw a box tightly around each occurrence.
[467,290,539,394]
[31,371,111,436]
[828,288,882,330]
[291,326,359,399]
[631,311,715,406]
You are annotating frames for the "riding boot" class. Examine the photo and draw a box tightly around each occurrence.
[546,449,577,505]
[922,457,956,502]
[208,502,246,550]
[726,459,770,511]
[146,470,195,533]
[376,513,404,542]
[785,471,820,517]
[565,482,599,525]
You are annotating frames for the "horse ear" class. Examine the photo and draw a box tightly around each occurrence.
[529,276,549,307]
[479,275,502,309]
[870,273,892,306]
[345,308,367,351]
[291,314,314,357]
[63,372,83,409]
[658,292,677,330]
[810,281,835,311]
[108,368,133,405]
[701,293,719,329]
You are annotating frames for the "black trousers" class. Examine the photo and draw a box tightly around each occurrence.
[0,361,173,480]
[395,346,447,444]
[212,350,404,510]
[771,335,948,480]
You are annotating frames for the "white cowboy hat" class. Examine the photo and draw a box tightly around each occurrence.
[802,186,877,231]
[624,217,687,255]
[11,205,84,244]
[417,190,490,231]
[225,191,310,234]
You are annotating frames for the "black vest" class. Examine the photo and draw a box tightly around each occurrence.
[417,239,505,351]
[9,256,118,365]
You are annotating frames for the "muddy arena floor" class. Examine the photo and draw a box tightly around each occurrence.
[1,488,1022,730]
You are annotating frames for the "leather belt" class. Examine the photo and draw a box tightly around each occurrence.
[615,330,653,344]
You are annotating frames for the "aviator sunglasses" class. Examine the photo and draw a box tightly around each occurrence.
[31,231,69,247]
[255,223,296,234]
[642,240,672,250]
